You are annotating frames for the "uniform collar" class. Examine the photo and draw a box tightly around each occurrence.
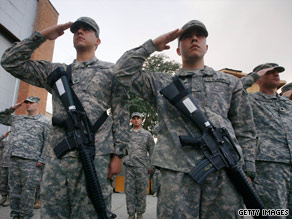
[130,127,143,132]
[24,114,41,119]
[73,56,98,68]
[257,91,279,100]
[175,66,215,77]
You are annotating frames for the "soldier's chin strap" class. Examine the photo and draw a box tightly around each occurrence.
[160,76,271,219]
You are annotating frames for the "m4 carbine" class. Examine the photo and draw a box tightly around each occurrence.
[47,67,116,219]
[160,76,270,219]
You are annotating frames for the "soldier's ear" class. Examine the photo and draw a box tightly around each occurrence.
[96,38,101,46]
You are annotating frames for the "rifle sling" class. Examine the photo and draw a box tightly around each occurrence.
[50,65,108,156]
[66,64,108,134]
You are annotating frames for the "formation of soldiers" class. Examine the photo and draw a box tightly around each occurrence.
[0,16,291,219]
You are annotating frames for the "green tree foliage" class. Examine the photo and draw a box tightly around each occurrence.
[129,54,181,133]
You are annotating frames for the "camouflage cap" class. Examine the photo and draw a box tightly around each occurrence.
[253,63,285,73]
[179,20,208,40]
[281,82,292,93]
[131,112,143,118]
[70,17,100,36]
[24,96,40,103]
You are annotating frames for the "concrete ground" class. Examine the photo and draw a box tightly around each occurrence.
[0,192,157,219]
[0,193,253,219]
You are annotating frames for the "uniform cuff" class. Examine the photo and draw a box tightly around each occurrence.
[143,40,158,55]
[249,72,260,83]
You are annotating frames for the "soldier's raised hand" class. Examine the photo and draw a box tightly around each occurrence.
[153,29,184,52]
[1,131,10,140]
[257,67,277,77]
[11,101,24,110]
[40,22,73,40]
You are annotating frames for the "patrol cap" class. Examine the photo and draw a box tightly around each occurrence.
[253,63,285,73]
[281,82,292,93]
[70,17,100,37]
[131,112,143,118]
[179,20,208,41]
[24,96,40,103]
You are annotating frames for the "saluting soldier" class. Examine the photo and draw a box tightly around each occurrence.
[0,96,50,219]
[241,63,292,218]
[114,20,257,218]
[1,17,129,218]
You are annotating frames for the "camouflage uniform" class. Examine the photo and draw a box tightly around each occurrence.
[281,82,292,101]
[151,124,161,196]
[242,72,292,218]
[123,127,155,216]
[1,31,129,218]
[0,140,10,197]
[285,84,292,218]
[114,39,257,218]
[0,107,50,218]
[282,82,292,94]
[152,168,161,195]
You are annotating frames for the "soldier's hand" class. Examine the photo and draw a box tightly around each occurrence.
[40,22,73,40]
[11,101,24,110]
[153,29,184,51]
[148,169,153,175]
[107,155,122,179]
[36,162,45,167]
[3,131,10,138]
[257,67,276,77]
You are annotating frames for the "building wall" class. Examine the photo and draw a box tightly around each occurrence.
[0,0,38,135]
[16,0,58,115]
[0,0,38,40]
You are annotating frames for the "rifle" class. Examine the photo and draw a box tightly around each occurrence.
[160,76,270,218]
[47,67,116,219]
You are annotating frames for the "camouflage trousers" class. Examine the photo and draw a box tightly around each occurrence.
[152,169,161,194]
[41,154,112,219]
[124,165,149,215]
[288,180,292,219]
[35,166,43,201]
[9,156,42,218]
[253,161,291,219]
[0,166,9,196]
[157,168,244,219]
